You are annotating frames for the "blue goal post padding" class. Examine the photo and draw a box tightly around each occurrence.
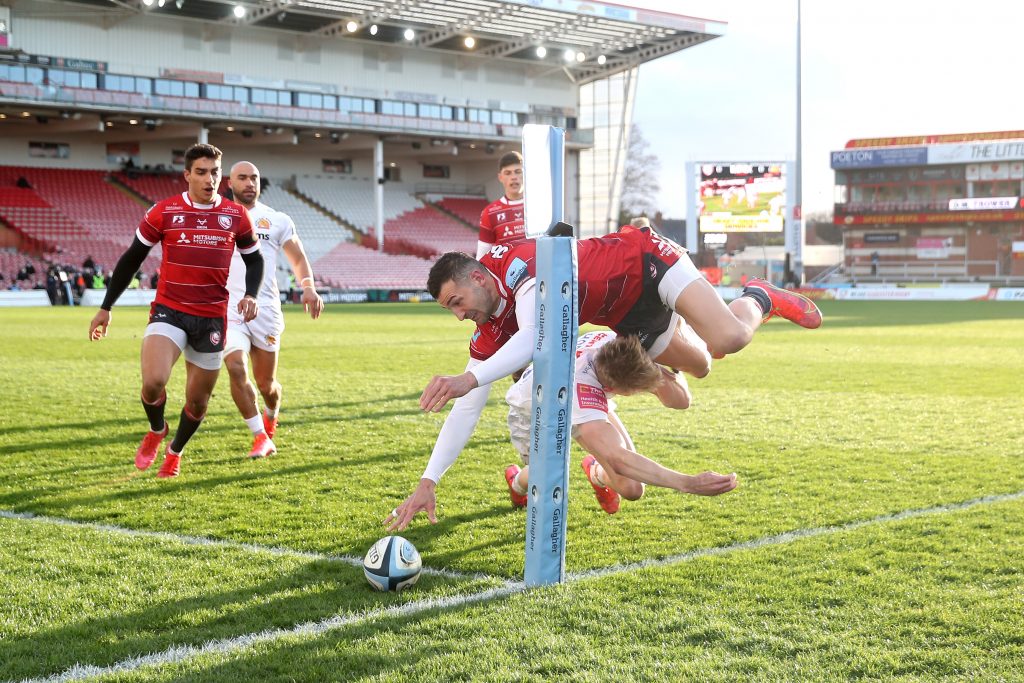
[523,124,578,587]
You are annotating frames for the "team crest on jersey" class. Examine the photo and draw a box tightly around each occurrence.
[505,257,529,290]
[218,215,232,229]
[210,331,221,346]
[257,217,272,230]
[177,232,190,244]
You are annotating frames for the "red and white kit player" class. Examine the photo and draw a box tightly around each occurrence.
[89,143,264,478]
[386,224,822,531]
[476,151,525,258]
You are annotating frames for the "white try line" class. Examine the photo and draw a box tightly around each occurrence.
[0,510,489,582]
[12,487,1024,683]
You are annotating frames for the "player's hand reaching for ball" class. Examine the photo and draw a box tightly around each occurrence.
[237,295,259,322]
[419,372,479,412]
[89,309,111,341]
[385,478,438,531]
[683,471,738,496]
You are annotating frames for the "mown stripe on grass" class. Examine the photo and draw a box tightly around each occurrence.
[0,510,488,582]
[14,488,1024,683]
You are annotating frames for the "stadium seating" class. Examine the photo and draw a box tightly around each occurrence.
[258,183,353,265]
[295,177,423,233]
[0,250,49,289]
[115,173,188,204]
[0,167,160,274]
[378,205,476,257]
[435,197,489,227]
[313,241,432,290]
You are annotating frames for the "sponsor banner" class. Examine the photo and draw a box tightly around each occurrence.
[80,290,156,307]
[0,290,51,307]
[994,288,1024,301]
[159,68,224,83]
[928,140,1024,165]
[847,131,1024,148]
[949,197,1018,211]
[836,210,1024,225]
[830,147,928,169]
[916,237,951,259]
[4,53,108,72]
[834,286,991,301]
[864,232,901,243]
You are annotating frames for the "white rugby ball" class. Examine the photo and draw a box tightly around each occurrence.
[363,535,422,592]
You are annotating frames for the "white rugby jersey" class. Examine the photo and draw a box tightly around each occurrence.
[226,201,297,306]
[507,330,619,426]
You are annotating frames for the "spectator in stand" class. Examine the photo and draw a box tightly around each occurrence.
[16,176,31,189]
[476,151,525,258]
[83,255,95,272]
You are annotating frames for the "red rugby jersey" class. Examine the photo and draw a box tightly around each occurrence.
[137,192,259,318]
[467,228,682,360]
[478,196,525,246]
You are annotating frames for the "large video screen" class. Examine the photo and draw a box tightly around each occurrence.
[698,162,786,233]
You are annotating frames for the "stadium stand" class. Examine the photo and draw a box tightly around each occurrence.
[295,177,423,233]
[379,205,476,257]
[0,167,160,274]
[313,241,432,290]
[258,183,353,265]
[0,250,49,289]
[434,197,489,228]
[114,172,188,204]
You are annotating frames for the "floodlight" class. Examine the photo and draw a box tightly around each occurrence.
[233,5,245,18]
[403,28,415,41]
[464,36,475,49]
[346,20,358,32]
[535,46,547,58]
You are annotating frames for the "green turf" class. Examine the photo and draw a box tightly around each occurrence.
[0,301,1022,681]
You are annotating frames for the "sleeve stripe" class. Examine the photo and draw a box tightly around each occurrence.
[136,228,157,247]
[238,243,261,255]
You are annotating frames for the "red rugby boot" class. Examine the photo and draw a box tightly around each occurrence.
[582,455,620,514]
[504,464,528,508]
[156,449,181,478]
[744,278,822,329]
[135,423,169,471]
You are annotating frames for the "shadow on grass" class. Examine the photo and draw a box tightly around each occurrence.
[0,557,471,682]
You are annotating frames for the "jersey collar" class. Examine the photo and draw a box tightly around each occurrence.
[182,191,223,209]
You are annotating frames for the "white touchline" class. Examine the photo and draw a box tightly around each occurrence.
[11,488,1024,683]
[0,510,489,582]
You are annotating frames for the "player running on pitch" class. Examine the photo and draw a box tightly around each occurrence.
[223,161,324,459]
[88,144,263,478]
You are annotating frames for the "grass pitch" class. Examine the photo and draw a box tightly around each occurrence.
[1,301,1022,681]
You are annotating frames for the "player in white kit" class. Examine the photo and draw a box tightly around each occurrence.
[224,161,324,458]
[504,330,737,514]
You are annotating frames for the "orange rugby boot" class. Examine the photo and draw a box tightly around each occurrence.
[582,454,620,514]
[262,413,278,440]
[135,423,169,471]
[743,278,822,329]
[504,464,528,508]
[248,432,277,459]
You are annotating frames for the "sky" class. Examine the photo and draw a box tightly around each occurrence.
[629,0,1024,219]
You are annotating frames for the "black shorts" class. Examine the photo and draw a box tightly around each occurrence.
[148,303,226,353]
[611,252,676,351]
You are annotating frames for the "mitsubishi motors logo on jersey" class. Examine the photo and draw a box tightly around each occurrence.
[177,232,190,244]
[218,216,232,229]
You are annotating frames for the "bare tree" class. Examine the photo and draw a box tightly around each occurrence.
[619,124,661,224]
